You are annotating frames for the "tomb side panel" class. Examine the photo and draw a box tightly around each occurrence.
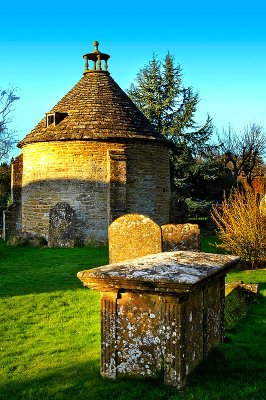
[116,292,163,378]
[203,276,225,355]
[182,289,204,377]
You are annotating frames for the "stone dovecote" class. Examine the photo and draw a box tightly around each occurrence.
[6,41,171,246]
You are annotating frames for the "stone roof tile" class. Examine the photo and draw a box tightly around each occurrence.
[18,70,168,147]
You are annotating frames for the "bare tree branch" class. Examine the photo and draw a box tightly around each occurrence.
[0,86,19,161]
[217,123,266,187]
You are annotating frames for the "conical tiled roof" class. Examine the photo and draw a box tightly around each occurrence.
[18,43,167,148]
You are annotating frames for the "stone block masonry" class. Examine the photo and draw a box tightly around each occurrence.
[20,140,170,245]
[3,42,173,245]
[107,149,127,225]
[22,141,108,245]
[5,42,172,245]
[78,251,240,388]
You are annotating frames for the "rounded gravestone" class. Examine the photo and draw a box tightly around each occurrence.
[108,214,162,263]
[161,223,200,252]
[48,202,75,247]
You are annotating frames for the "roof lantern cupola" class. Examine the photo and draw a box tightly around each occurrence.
[83,41,110,75]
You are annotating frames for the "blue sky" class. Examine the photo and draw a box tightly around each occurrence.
[1,0,266,157]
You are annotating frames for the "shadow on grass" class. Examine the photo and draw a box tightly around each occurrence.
[0,240,109,297]
[186,346,266,400]
[1,348,266,400]
[0,359,177,400]
[257,282,266,296]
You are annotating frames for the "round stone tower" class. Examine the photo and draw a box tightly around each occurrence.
[12,41,171,245]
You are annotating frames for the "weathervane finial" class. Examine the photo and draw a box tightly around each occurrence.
[93,41,99,52]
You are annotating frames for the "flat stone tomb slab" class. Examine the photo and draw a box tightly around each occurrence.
[78,251,240,389]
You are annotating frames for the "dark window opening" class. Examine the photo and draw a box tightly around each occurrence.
[47,114,55,126]
[46,112,68,127]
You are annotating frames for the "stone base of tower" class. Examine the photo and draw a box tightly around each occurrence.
[10,140,171,246]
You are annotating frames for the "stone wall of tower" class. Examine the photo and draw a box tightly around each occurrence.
[21,140,170,245]
[22,141,109,245]
[125,142,170,224]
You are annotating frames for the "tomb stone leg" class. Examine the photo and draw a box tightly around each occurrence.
[100,292,118,378]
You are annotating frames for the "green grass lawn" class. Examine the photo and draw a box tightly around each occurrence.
[0,238,266,400]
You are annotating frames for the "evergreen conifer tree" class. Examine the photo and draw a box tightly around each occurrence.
[127,53,222,220]
[127,53,213,156]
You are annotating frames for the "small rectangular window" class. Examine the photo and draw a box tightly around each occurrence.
[46,112,67,127]
[47,114,55,126]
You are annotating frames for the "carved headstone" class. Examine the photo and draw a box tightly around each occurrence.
[108,214,162,263]
[161,223,200,252]
[48,202,75,248]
